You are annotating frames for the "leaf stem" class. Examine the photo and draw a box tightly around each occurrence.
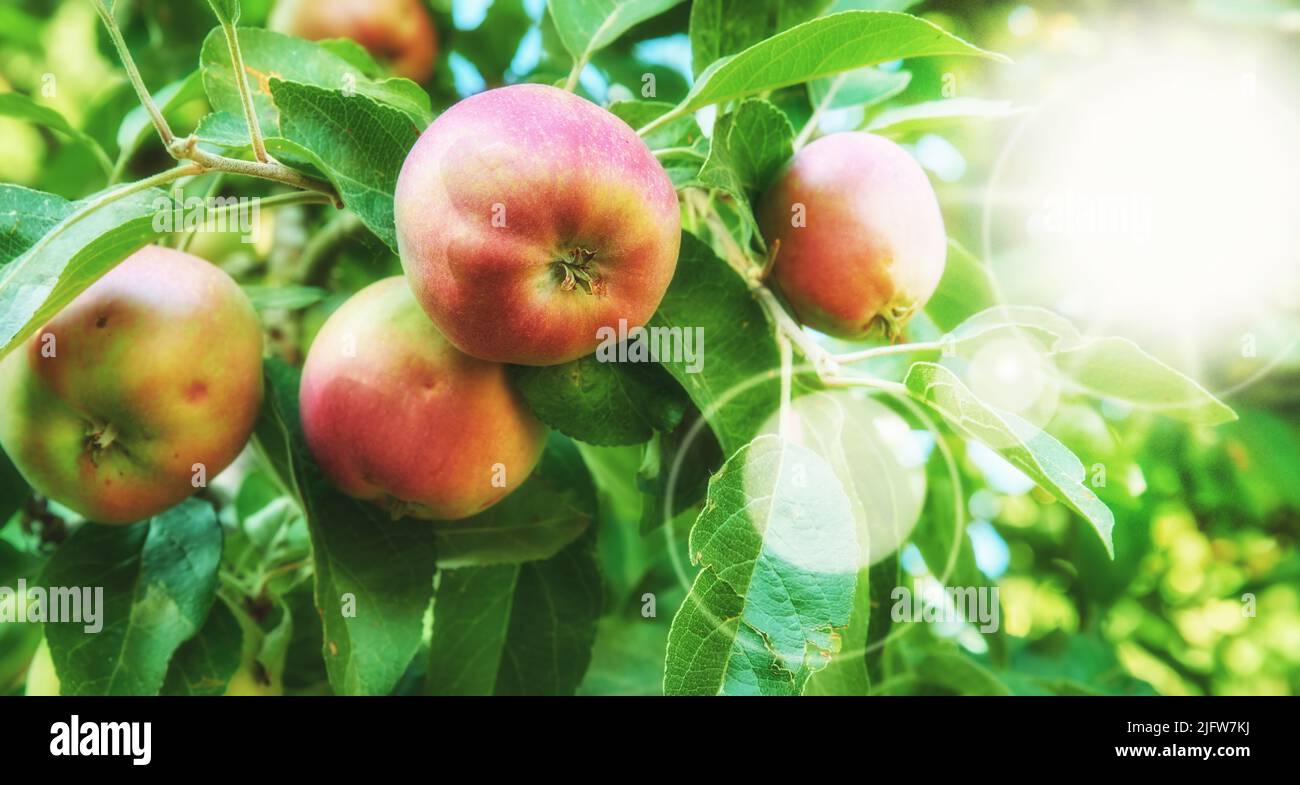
[652,146,705,160]
[220,20,270,163]
[777,332,793,439]
[562,55,588,93]
[835,340,945,364]
[637,104,689,137]
[793,73,843,151]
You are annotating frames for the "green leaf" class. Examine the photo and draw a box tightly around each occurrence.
[194,110,253,149]
[160,597,243,696]
[664,435,860,695]
[549,0,685,65]
[316,38,385,77]
[0,6,42,51]
[808,66,911,113]
[672,11,1006,121]
[0,448,29,525]
[206,0,241,25]
[512,355,688,446]
[0,185,166,359]
[912,649,1012,695]
[243,283,329,311]
[802,554,898,694]
[267,80,420,253]
[579,588,686,695]
[200,27,432,131]
[427,529,603,695]
[1054,337,1238,426]
[608,99,702,150]
[636,412,722,533]
[944,306,1237,425]
[431,434,597,568]
[867,97,1024,138]
[924,238,998,332]
[0,184,72,266]
[689,0,832,77]
[697,98,793,237]
[947,304,1080,347]
[800,564,871,695]
[0,92,113,176]
[649,232,782,456]
[702,98,794,193]
[256,358,439,696]
[904,361,1116,556]
[40,499,223,696]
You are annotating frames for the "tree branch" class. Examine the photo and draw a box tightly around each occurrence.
[91,0,174,147]
[91,1,342,207]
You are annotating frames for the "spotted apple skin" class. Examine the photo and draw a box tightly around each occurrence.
[759,132,947,340]
[395,83,681,366]
[298,277,546,520]
[0,245,264,524]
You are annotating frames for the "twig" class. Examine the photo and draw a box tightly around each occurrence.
[91,0,341,206]
[91,0,174,147]
[693,194,838,378]
[758,238,780,282]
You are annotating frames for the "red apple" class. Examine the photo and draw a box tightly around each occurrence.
[759,132,947,340]
[269,0,438,83]
[298,277,546,519]
[394,83,681,366]
[0,245,264,524]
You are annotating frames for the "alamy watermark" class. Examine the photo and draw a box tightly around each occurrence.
[151,187,261,244]
[0,579,103,633]
[891,583,1000,633]
[595,318,704,374]
[50,716,151,766]
[1025,191,1153,239]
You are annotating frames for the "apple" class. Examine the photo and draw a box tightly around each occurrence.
[394,83,681,366]
[759,132,947,340]
[0,246,264,525]
[269,0,438,83]
[298,277,547,519]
